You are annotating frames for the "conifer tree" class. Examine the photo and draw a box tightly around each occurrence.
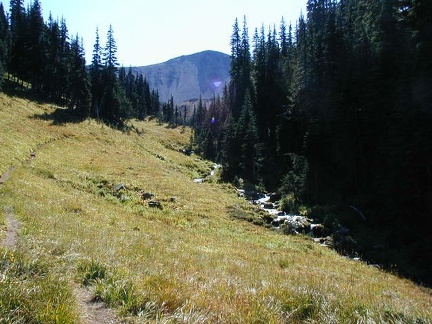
[56,17,70,101]
[411,0,432,114]
[228,16,253,121]
[8,0,27,82]
[236,91,259,181]
[103,25,118,75]
[149,89,160,117]
[279,17,289,57]
[0,4,8,89]
[125,67,138,116]
[220,113,241,181]
[118,65,126,88]
[89,27,103,118]
[44,15,63,100]
[100,25,128,124]
[27,0,46,94]
[162,95,174,125]
[68,35,91,114]
[136,73,150,119]
[228,18,241,121]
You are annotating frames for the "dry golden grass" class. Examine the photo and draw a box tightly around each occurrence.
[1,92,431,323]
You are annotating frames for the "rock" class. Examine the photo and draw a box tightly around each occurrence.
[261,213,274,224]
[262,202,274,209]
[317,236,334,248]
[310,224,325,237]
[142,192,154,199]
[148,200,162,209]
[282,215,311,234]
[237,189,245,197]
[272,220,281,227]
[269,193,281,203]
[115,183,126,191]
[180,149,193,155]
[119,194,129,203]
[193,178,204,183]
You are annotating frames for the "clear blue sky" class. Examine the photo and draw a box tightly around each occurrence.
[3,0,306,66]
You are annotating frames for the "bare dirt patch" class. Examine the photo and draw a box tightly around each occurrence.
[0,166,17,184]
[3,206,20,250]
[73,286,121,324]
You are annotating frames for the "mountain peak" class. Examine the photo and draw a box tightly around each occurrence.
[133,51,231,104]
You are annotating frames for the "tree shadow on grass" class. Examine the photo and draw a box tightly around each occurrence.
[3,79,87,125]
[3,79,46,103]
[30,107,87,125]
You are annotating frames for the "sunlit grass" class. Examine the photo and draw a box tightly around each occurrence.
[1,92,431,323]
[0,248,79,323]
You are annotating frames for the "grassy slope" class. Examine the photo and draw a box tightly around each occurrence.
[1,93,431,323]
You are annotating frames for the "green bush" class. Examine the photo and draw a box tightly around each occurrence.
[77,258,108,286]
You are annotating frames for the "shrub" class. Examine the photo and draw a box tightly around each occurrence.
[77,259,108,286]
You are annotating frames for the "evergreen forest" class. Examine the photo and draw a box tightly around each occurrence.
[190,0,432,285]
[0,0,161,125]
[1,0,432,285]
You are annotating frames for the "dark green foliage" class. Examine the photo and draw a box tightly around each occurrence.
[3,0,91,111]
[117,65,160,122]
[68,35,91,114]
[26,0,45,93]
[77,259,108,286]
[8,0,26,82]
[0,3,8,89]
[98,25,127,124]
[236,92,259,180]
[161,95,175,125]
[89,25,161,125]
[229,17,254,121]
[90,27,104,118]
[1,2,161,125]
[189,0,432,284]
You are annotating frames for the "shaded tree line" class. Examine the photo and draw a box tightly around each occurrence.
[1,0,90,112]
[192,0,432,238]
[0,0,162,125]
[0,4,7,88]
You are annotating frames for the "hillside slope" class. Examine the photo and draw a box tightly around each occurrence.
[133,50,230,103]
[1,93,431,323]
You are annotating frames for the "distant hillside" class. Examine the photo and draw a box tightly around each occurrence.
[132,50,231,104]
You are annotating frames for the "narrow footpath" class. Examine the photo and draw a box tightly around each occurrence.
[0,154,120,324]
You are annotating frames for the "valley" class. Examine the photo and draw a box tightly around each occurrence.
[1,93,431,323]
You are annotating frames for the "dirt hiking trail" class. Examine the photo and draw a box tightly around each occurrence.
[1,156,121,323]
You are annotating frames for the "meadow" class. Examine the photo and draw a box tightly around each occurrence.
[1,92,431,323]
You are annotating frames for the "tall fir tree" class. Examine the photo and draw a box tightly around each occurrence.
[44,15,62,100]
[100,25,128,124]
[228,16,253,121]
[8,0,27,82]
[27,0,46,94]
[0,3,8,89]
[90,27,103,118]
[68,35,91,115]
[236,91,259,181]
